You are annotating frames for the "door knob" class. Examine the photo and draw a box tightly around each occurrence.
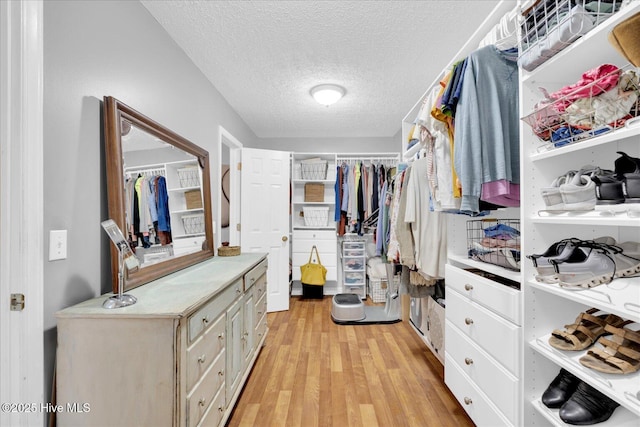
[282,236,288,242]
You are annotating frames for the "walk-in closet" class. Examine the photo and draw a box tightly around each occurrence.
[4,1,640,426]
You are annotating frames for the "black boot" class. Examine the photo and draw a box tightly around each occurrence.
[542,368,581,409]
[559,381,619,425]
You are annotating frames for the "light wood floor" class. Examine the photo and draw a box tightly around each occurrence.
[227,296,473,427]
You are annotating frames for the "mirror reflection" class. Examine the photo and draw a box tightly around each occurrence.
[103,96,214,293]
[122,121,205,267]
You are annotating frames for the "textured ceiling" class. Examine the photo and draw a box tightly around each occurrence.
[141,0,502,139]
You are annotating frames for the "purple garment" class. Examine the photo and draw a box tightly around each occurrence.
[481,180,520,207]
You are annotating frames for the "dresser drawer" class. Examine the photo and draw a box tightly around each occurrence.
[445,264,521,325]
[187,350,226,427]
[255,317,268,346]
[188,279,242,343]
[446,290,520,376]
[244,258,267,291]
[197,386,225,427]
[293,230,337,241]
[254,291,267,326]
[446,321,519,424]
[445,353,512,427]
[173,236,206,256]
[186,314,226,392]
[253,278,267,306]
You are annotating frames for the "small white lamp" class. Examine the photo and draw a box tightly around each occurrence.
[310,84,346,106]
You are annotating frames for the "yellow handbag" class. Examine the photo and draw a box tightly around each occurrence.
[300,245,327,286]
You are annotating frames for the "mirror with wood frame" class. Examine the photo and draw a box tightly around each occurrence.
[103,96,214,292]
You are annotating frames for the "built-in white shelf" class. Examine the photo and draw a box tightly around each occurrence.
[448,253,522,283]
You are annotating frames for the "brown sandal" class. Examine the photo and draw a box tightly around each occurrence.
[579,322,640,375]
[548,308,626,351]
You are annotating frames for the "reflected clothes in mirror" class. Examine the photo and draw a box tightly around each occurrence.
[125,174,171,249]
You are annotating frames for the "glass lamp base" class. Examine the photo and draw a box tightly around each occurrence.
[102,294,137,309]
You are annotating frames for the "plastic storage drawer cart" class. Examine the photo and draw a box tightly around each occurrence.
[342,241,366,299]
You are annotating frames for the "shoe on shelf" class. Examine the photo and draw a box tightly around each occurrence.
[612,241,640,278]
[528,237,616,283]
[541,171,577,211]
[579,321,640,375]
[615,151,640,203]
[548,308,626,351]
[559,381,619,425]
[552,240,640,288]
[559,171,597,211]
[591,170,625,205]
[542,368,581,408]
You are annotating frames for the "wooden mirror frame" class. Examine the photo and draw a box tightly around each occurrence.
[103,96,214,292]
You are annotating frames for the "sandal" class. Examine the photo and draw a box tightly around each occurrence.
[579,322,640,375]
[548,308,626,351]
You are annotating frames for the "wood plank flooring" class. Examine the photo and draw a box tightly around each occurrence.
[227,296,473,427]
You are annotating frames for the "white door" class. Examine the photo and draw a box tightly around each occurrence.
[241,148,290,312]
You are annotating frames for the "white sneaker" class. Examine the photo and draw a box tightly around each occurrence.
[559,172,597,211]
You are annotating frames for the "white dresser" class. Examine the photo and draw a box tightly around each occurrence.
[444,262,521,426]
[56,253,268,427]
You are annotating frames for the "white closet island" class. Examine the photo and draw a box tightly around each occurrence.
[56,253,268,427]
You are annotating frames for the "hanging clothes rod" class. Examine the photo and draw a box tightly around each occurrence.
[124,166,166,177]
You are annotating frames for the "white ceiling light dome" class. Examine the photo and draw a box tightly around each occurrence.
[310,84,346,106]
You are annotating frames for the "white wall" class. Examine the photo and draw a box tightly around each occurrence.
[42,0,258,406]
[260,135,400,153]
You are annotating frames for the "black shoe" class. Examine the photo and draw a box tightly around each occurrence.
[559,381,619,425]
[542,368,581,409]
[615,152,640,203]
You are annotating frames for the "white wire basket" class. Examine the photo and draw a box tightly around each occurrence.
[368,277,388,303]
[300,161,328,180]
[181,213,205,235]
[522,63,640,150]
[176,166,200,188]
[519,0,623,72]
[302,206,329,227]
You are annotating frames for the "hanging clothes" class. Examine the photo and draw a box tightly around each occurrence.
[404,156,447,280]
[454,45,520,214]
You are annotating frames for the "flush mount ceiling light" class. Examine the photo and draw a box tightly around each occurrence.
[310,84,346,106]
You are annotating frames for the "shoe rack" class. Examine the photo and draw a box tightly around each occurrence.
[520,2,640,426]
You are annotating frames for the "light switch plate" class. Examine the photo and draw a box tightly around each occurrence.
[49,229,67,261]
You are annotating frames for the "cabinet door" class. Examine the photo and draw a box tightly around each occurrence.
[225,298,243,401]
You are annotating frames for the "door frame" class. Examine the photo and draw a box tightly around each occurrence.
[0,0,45,424]
[217,126,242,248]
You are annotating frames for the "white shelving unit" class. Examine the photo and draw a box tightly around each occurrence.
[124,158,205,264]
[290,153,339,295]
[520,2,640,426]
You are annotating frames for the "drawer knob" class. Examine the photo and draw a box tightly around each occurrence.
[251,277,256,283]
[236,288,241,294]
[464,318,474,325]
[464,397,472,405]
[198,398,206,407]
[464,284,473,291]
[198,354,206,364]
[258,311,263,316]
[218,406,224,413]
[218,369,224,376]
[464,358,474,365]
[202,316,209,325]
[218,333,224,340]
